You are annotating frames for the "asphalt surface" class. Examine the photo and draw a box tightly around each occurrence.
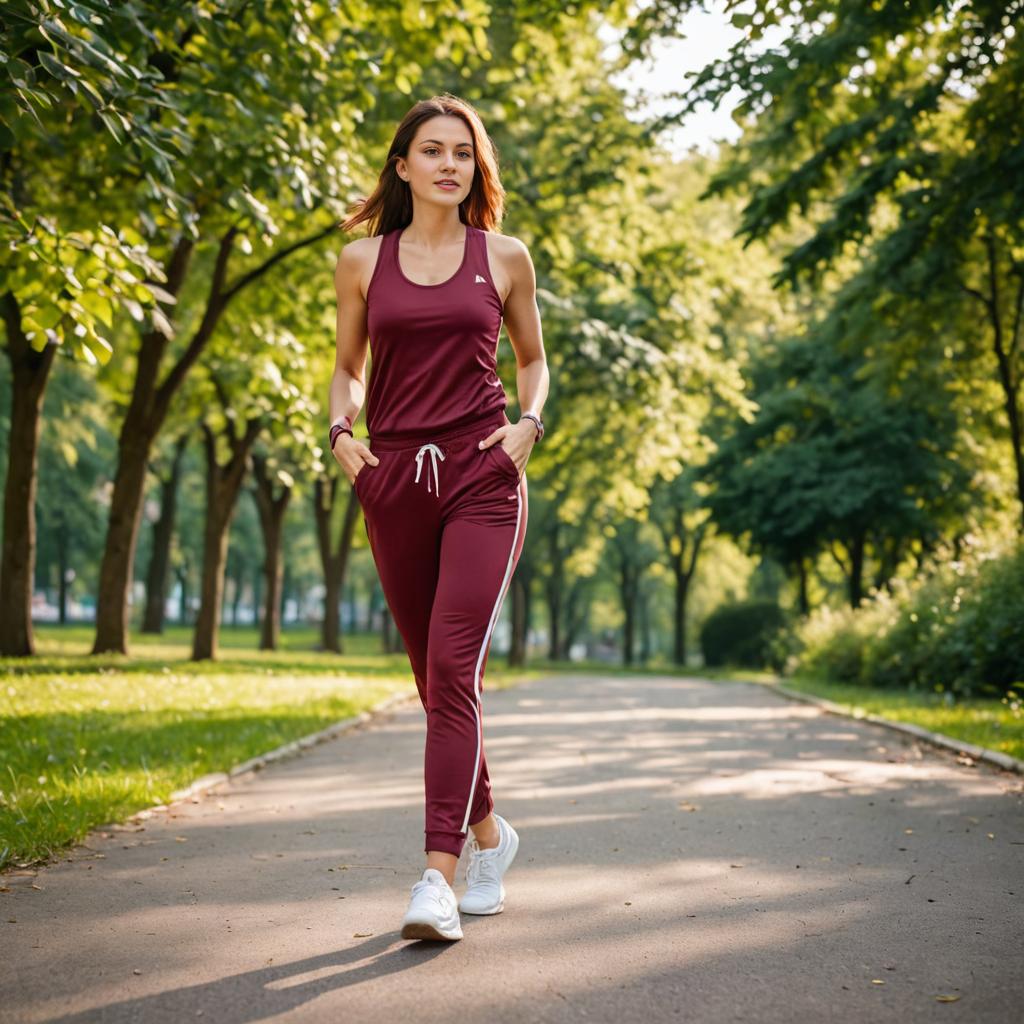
[2,672,1022,1023]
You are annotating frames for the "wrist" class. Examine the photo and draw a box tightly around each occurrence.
[519,410,544,442]
[329,417,354,453]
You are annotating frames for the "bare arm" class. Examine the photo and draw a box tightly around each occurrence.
[329,241,379,483]
[479,237,550,471]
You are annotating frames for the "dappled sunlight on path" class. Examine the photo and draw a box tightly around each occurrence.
[2,673,1021,1023]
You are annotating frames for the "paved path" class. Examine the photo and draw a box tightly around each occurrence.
[2,673,1022,1023]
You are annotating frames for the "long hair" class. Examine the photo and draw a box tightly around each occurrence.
[340,93,505,236]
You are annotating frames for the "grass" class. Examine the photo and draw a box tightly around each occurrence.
[746,673,1024,763]
[4,628,1019,870]
[0,625,537,871]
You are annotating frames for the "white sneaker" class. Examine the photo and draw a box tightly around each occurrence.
[459,813,519,915]
[400,867,463,941]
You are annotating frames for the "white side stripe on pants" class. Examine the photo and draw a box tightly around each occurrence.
[460,481,524,833]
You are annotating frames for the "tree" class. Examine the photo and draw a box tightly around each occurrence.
[0,1,194,654]
[660,0,1024,526]
[703,331,974,608]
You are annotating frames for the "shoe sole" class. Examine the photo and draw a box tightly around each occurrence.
[400,919,463,941]
[459,825,519,915]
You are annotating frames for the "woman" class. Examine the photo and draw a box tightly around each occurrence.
[328,94,549,942]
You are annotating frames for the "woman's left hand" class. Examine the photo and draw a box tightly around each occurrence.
[478,419,536,475]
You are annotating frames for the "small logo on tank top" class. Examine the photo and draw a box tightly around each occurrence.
[474,274,487,283]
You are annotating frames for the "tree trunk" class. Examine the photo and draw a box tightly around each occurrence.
[191,417,263,660]
[176,565,190,626]
[0,292,59,655]
[56,519,68,626]
[93,221,336,654]
[229,556,244,626]
[253,563,262,632]
[142,433,188,634]
[673,565,691,667]
[251,454,292,651]
[313,475,360,653]
[638,584,650,664]
[93,236,197,653]
[620,562,638,666]
[509,571,529,666]
[563,577,589,659]
[797,557,810,616]
[545,524,563,661]
[848,532,865,608]
[656,506,706,669]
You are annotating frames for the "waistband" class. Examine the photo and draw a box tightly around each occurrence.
[367,407,509,452]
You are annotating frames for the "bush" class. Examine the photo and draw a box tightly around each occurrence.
[700,600,788,669]
[790,543,1024,698]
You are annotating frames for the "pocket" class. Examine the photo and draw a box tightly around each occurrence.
[491,443,521,483]
[353,457,374,498]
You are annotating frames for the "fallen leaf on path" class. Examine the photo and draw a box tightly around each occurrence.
[354,932,373,937]
[935,995,961,1003]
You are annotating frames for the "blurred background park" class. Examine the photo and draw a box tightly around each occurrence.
[1,0,1022,870]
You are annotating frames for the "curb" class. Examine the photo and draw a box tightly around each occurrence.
[762,679,1024,775]
[116,688,421,825]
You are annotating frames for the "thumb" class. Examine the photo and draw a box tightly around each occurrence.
[477,431,499,449]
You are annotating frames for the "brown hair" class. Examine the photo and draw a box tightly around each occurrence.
[339,93,505,236]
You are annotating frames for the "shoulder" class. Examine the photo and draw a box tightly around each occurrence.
[335,233,388,299]
[481,229,530,261]
[336,233,386,273]
[480,230,533,280]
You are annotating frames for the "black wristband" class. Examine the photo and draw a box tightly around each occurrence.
[329,423,353,452]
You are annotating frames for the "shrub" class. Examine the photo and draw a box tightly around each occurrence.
[789,543,1024,698]
[700,600,788,669]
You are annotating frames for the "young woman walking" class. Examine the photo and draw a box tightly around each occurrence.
[329,95,549,942]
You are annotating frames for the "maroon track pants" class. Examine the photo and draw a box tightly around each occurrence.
[354,408,528,858]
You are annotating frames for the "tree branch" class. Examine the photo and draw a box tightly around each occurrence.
[222,219,339,302]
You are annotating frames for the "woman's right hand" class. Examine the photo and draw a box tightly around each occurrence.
[332,433,379,486]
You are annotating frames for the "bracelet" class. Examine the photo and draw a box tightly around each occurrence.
[329,420,353,452]
[520,411,544,441]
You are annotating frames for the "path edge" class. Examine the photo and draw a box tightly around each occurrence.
[117,688,422,825]
[754,678,1024,775]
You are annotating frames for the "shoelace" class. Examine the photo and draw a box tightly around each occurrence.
[413,443,445,496]
[465,844,502,888]
[411,876,453,909]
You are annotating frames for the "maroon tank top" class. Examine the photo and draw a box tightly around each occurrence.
[364,222,507,439]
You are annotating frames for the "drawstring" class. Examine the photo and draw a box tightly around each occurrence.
[414,443,445,496]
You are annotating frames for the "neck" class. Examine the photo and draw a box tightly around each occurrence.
[401,209,465,248]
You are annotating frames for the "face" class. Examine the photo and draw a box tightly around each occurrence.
[396,115,475,205]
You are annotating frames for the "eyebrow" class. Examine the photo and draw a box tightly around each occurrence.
[420,139,474,149]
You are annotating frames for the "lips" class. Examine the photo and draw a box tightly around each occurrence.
[435,180,458,187]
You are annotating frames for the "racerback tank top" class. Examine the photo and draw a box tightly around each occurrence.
[363,222,507,440]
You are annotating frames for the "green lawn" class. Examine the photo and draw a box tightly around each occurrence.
[0,625,537,870]
[733,671,1024,763]
[3,630,1018,871]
